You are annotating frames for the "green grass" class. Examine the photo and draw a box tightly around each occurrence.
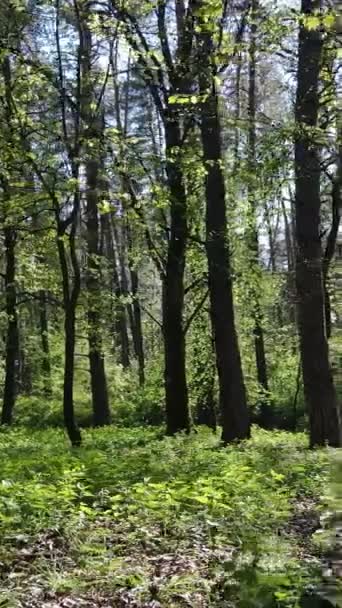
[0,426,333,607]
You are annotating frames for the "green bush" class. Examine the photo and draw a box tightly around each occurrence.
[0,426,330,607]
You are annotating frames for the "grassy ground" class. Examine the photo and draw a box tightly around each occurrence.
[0,426,333,607]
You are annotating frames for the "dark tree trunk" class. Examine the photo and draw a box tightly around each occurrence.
[81,16,110,427]
[1,56,19,425]
[163,115,190,435]
[130,273,145,386]
[197,29,250,444]
[295,0,341,447]
[63,305,82,446]
[323,144,341,339]
[85,161,110,425]
[39,290,52,395]
[247,0,270,427]
[111,0,192,433]
[126,222,145,385]
[264,200,277,273]
[108,216,131,368]
[56,231,81,446]
[2,228,19,425]
[115,222,135,370]
[281,198,297,325]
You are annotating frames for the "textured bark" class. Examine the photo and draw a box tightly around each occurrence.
[323,142,341,339]
[39,291,52,395]
[110,219,131,368]
[53,0,82,446]
[198,26,250,444]
[247,0,270,426]
[295,0,341,447]
[1,227,19,425]
[80,14,110,426]
[57,231,82,447]
[163,115,190,434]
[63,306,82,447]
[159,2,192,435]
[1,56,19,425]
[127,223,145,385]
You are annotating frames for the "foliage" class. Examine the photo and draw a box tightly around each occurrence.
[0,425,331,607]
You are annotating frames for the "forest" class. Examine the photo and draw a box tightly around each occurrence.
[0,0,341,606]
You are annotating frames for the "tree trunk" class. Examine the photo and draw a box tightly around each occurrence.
[63,305,82,446]
[295,0,341,447]
[2,227,19,425]
[130,271,145,386]
[1,55,19,425]
[247,0,270,427]
[85,159,110,425]
[108,216,131,368]
[197,28,250,444]
[163,115,191,435]
[114,222,135,368]
[39,290,52,395]
[81,16,110,426]
[323,141,342,339]
[126,222,145,385]
[56,214,82,446]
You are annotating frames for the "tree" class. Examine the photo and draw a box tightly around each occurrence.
[196,2,250,443]
[0,53,20,425]
[78,3,110,426]
[110,0,194,434]
[294,0,341,447]
[246,0,270,426]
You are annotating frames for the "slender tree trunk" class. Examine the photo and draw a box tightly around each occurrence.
[264,205,277,273]
[85,157,110,425]
[63,305,81,446]
[126,222,145,385]
[323,140,341,339]
[295,0,341,447]
[111,44,143,382]
[197,29,250,444]
[1,56,19,425]
[247,0,270,426]
[39,290,52,395]
[114,223,135,365]
[163,115,190,435]
[80,16,110,426]
[2,227,19,425]
[56,229,81,446]
[109,217,131,368]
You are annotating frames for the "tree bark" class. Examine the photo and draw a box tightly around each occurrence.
[295,0,341,447]
[39,290,52,395]
[110,217,131,368]
[85,152,111,426]
[126,222,145,385]
[163,114,190,434]
[56,230,82,447]
[323,141,342,339]
[1,227,19,425]
[63,305,82,446]
[1,56,19,425]
[197,26,250,444]
[247,0,270,427]
[80,14,110,426]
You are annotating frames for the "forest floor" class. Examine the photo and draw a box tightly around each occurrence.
[0,426,338,608]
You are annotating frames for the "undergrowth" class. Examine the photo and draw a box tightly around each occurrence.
[0,426,332,607]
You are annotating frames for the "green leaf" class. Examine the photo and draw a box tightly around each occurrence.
[304,15,320,30]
